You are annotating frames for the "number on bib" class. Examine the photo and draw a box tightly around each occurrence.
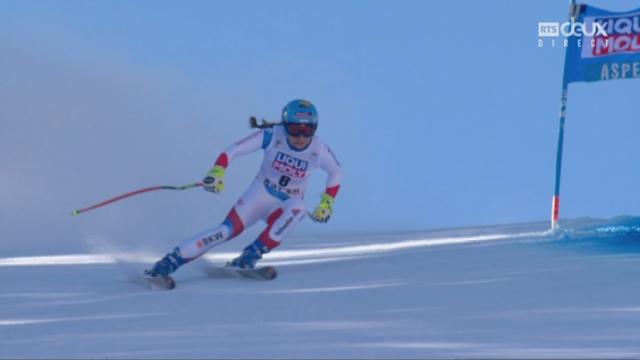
[279,175,291,187]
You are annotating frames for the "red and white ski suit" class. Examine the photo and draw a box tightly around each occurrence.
[178,125,342,261]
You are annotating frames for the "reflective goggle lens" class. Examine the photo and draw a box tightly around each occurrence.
[285,123,316,137]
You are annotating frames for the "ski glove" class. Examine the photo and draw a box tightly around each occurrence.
[203,165,225,193]
[310,193,334,223]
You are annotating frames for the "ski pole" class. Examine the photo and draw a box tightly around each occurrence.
[72,182,203,216]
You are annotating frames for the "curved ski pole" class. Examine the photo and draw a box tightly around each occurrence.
[72,182,204,216]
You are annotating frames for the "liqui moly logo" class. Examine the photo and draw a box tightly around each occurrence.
[272,152,308,178]
[587,14,640,57]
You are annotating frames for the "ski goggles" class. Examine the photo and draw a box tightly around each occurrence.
[284,123,317,137]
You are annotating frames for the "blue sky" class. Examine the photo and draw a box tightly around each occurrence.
[1,0,639,255]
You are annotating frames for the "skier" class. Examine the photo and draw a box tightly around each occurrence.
[145,99,342,279]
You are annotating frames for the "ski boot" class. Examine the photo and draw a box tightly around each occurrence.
[143,247,186,290]
[226,239,270,269]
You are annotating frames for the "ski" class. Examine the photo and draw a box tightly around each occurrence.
[204,265,278,281]
[141,273,176,290]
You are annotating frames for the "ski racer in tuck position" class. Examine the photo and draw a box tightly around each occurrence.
[145,99,343,278]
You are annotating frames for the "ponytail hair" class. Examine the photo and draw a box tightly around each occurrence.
[249,116,282,129]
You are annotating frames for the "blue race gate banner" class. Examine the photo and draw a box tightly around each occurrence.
[564,5,640,83]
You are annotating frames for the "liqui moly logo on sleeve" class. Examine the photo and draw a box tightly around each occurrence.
[583,13,640,58]
[272,152,308,178]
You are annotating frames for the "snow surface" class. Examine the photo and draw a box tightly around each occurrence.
[1,217,640,358]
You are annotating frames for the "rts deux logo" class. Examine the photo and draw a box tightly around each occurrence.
[538,21,608,37]
[538,21,608,48]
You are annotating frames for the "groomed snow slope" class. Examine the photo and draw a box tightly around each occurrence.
[1,217,640,358]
